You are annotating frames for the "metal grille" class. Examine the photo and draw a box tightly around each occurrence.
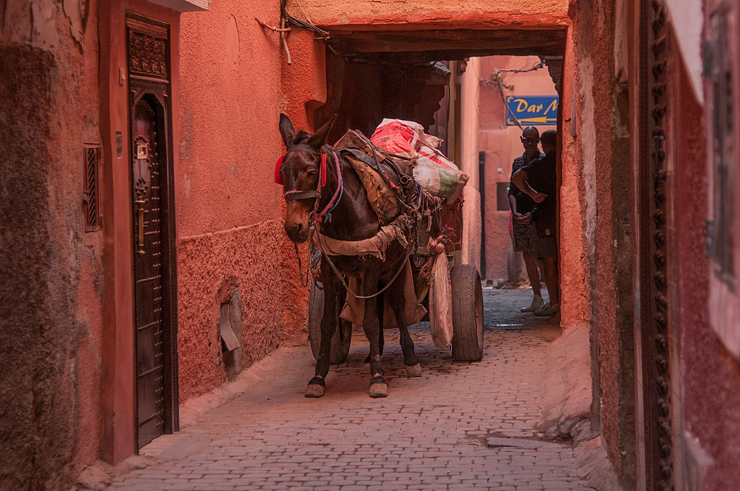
[708,5,737,290]
[84,146,100,231]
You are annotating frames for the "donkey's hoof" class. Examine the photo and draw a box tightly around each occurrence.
[305,384,325,398]
[369,383,388,398]
[405,363,422,377]
[369,376,388,398]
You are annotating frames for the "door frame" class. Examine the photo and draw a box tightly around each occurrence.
[126,11,179,449]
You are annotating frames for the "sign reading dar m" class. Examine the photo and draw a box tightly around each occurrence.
[505,96,559,126]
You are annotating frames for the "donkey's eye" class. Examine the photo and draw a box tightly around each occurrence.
[306,168,318,176]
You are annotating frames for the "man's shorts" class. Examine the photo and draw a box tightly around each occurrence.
[512,221,536,254]
[529,222,557,259]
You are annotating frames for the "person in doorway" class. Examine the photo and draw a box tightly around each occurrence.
[512,129,560,316]
[508,126,544,312]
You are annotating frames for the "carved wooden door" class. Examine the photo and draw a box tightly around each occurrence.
[127,13,178,451]
[131,96,167,449]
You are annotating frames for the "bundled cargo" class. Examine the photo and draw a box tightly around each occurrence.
[370,118,468,203]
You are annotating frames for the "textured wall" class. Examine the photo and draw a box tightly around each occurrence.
[287,0,570,29]
[674,40,740,490]
[177,221,285,401]
[177,0,315,403]
[570,0,635,486]
[0,0,97,484]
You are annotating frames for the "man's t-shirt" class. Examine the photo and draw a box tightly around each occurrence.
[508,152,542,215]
[522,152,557,236]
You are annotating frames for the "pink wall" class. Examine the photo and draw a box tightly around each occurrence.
[478,55,558,281]
[675,35,740,490]
[176,2,328,401]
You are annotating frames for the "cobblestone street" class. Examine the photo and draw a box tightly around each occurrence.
[103,288,594,490]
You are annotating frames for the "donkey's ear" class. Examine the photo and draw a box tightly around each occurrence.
[307,114,337,149]
[279,113,296,147]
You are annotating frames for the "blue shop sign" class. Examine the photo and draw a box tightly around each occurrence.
[505,95,559,126]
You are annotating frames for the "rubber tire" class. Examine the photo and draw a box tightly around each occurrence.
[308,281,352,364]
[450,265,484,361]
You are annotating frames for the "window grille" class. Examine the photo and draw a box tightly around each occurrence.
[83,145,101,231]
[707,6,737,290]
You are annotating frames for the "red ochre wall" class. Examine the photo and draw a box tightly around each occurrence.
[176,2,327,402]
[673,40,740,490]
[0,0,182,484]
[564,0,635,486]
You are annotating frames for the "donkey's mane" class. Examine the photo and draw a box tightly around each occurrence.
[292,130,312,146]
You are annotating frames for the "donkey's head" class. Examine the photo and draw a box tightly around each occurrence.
[277,113,336,244]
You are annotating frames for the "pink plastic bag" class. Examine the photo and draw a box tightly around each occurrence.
[371,118,426,150]
[371,132,417,158]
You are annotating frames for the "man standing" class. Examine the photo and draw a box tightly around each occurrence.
[512,129,559,316]
[508,126,544,312]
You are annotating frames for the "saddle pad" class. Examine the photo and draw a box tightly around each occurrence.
[314,215,411,260]
[339,258,427,329]
[343,152,401,225]
[335,129,415,224]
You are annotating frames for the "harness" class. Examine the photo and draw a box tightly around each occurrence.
[275,143,343,225]
[277,143,411,298]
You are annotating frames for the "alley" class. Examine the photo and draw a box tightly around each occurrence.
[100,288,593,491]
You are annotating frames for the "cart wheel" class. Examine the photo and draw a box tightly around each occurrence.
[309,281,352,364]
[450,265,484,361]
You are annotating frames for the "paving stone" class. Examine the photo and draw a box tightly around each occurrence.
[105,289,596,491]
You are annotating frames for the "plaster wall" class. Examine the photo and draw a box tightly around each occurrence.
[558,23,591,332]
[177,0,324,402]
[569,1,635,486]
[0,0,112,485]
[672,31,740,490]
[477,55,558,281]
[461,57,482,272]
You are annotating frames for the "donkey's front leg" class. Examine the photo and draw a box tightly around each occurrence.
[305,277,339,398]
[363,267,387,398]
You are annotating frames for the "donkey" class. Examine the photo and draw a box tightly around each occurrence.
[277,113,422,398]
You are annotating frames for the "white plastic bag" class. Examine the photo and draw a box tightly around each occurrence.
[429,253,453,349]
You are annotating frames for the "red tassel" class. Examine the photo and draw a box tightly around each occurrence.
[321,154,327,187]
[274,156,284,184]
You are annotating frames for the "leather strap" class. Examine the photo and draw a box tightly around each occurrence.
[285,190,320,201]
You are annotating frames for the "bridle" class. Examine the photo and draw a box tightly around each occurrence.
[275,144,343,225]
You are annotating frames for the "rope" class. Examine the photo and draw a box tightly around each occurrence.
[316,233,410,300]
[318,150,343,223]
[294,242,309,288]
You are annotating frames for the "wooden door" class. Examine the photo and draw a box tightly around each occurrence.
[127,13,178,451]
